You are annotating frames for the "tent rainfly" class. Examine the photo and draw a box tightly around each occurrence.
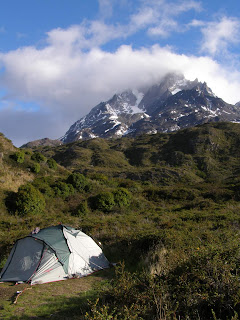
[0,225,109,285]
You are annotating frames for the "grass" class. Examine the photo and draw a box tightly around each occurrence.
[0,269,113,320]
[2,123,240,318]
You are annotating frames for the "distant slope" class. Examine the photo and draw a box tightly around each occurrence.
[39,122,240,185]
[0,133,34,193]
[21,138,62,149]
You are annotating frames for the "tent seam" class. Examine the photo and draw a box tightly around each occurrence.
[27,245,47,284]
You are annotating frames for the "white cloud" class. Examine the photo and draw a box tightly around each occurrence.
[1,39,240,140]
[131,0,201,37]
[201,17,240,56]
[1,4,240,146]
[187,19,205,27]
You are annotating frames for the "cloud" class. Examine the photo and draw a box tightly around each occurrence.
[1,39,240,145]
[131,0,201,37]
[187,19,205,27]
[1,3,240,146]
[201,17,240,56]
[98,0,114,19]
[45,1,202,51]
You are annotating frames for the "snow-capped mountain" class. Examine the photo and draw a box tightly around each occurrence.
[61,90,148,143]
[61,73,240,143]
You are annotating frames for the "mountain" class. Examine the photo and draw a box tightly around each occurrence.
[61,73,240,144]
[21,138,62,149]
[127,82,240,137]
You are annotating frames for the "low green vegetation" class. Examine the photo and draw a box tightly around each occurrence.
[12,150,25,163]
[47,157,57,169]
[1,122,240,319]
[15,184,46,216]
[31,151,46,163]
[31,162,40,173]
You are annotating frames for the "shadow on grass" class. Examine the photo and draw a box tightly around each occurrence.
[1,291,96,320]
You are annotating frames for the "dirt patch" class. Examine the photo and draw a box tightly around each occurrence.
[0,282,31,302]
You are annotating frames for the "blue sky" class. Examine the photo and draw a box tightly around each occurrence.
[0,0,240,146]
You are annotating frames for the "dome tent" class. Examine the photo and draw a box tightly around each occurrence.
[0,225,109,285]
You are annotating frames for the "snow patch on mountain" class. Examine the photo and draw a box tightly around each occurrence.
[60,73,240,143]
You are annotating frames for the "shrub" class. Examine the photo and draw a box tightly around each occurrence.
[91,192,115,212]
[31,163,40,173]
[33,177,54,197]
[89,173,109,183]
[47,158,57,170]
[164,246,240,319]
[74,201,89,217]
[31,152,46,163]
[53,181,75,199]
[15,184,46,215]
[145,186,197,202]
[67,173,88,191]
[113,188,132,207]
[118,180,141,192]
[12,151,25,163]
[24,150,32,156]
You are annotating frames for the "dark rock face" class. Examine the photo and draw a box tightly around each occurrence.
[61,73,240,143]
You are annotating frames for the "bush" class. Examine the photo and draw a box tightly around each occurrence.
[118,180,141,192]
[89,173,109,183]
[33,177,54,197]
[15,184,46,215]
[145,186,197,202]
[164,246,240,319]
[24,150,32,156]
[113,188,132,208]
[31,152,46,163]
[47,158,57,170]
[53,181,75,199]
[12,151,25,163]
[91,192,115,212]
[31,163,40,173]
[74,201,89,217]
[67,173,88,191]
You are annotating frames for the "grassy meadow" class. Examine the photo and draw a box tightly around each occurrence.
[1,122,240,319]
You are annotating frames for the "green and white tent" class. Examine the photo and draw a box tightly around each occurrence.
[0,225,109,285]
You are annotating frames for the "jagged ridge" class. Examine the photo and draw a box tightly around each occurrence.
[59,73,240,143]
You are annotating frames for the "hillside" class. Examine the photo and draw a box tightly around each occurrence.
[39,121,240,185]
[1,122,240,319]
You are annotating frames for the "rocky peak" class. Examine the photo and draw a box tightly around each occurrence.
[60,73,240,144]
[193,82,216,97]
